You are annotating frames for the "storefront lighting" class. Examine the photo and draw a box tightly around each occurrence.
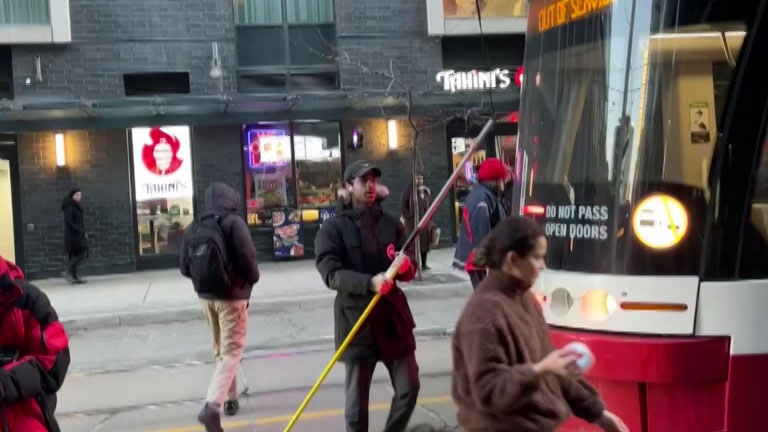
[387,119,398,150]
[55,133,66,167]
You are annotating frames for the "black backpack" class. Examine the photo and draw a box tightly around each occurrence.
[183,213,231,294]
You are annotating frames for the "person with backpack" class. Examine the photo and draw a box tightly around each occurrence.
[452,158,509,289]
[179,182,259,432]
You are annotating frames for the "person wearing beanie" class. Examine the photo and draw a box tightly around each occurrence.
[452,157,510,289]
[61,187,88,284]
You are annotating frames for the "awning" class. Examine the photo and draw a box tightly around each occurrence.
[0,89,519,132]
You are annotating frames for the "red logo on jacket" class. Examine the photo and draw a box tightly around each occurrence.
[141,127,184,176]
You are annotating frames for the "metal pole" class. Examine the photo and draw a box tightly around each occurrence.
[281,118,495,432]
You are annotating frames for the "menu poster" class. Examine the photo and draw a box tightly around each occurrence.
[319,206,337,225]
[272,208,305,259]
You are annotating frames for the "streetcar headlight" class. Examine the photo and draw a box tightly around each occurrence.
[632,193,689,250]
[580,290,618,322]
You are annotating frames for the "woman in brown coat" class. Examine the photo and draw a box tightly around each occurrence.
[400,174,434,270]
[451,216,628,432]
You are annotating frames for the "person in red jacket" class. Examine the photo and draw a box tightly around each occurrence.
[0,257,70,432]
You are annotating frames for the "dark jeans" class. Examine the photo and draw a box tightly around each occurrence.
[67,248,87,279]
[468,270,485,290]
[344,352,420,432]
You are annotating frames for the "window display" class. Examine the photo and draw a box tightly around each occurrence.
[243,123,295,226]
[293,121,342,211]
[242,121,341,227]
[130,125,195,256]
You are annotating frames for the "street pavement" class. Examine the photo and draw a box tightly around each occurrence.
[57,337,461,432]
[37,248,471,430]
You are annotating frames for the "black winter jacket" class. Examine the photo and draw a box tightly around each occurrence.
[60,198,87,256]
[180,182,260,300]
[315,189,417,362]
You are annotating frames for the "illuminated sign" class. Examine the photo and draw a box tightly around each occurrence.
[245,128,290,169]
[435,69,511,93]
[131,126,193,201]
[537,0,614,33]
[632,194,689,250]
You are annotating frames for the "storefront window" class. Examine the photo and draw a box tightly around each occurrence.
[130,126,195,256]
[242,123,296,226]
[292,121,342,219]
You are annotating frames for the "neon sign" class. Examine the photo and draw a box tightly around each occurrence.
[246,128,289,169]
[435,69,512,93]
[537,0,614,33]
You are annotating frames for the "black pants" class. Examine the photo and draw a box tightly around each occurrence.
[67,249,87,279]
[468,270,485,290]
[344,352,420,432]
[420,250,428,269]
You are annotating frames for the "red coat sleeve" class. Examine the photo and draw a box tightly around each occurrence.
[0,283,70,403]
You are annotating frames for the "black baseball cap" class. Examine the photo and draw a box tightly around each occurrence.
[343,160,382,183]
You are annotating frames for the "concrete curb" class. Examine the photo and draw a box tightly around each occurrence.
[61,282,471,332]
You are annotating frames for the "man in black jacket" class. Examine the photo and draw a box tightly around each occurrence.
[315,160,420,432]
[180,182,260,432]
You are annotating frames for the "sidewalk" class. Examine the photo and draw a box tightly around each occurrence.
[35,248,469,332]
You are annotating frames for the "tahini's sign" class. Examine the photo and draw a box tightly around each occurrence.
[131,125,194,201]
[435,69,512,93]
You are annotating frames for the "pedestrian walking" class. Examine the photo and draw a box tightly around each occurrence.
[452,158,509,288]
[179,182,260,432]
[451,216,629,432]
[61,187,88,284]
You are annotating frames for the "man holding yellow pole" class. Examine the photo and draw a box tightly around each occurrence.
[315,160,419,432]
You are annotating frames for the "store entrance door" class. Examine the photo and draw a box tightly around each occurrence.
[0,139,22,264]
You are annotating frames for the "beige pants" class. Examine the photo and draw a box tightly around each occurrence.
[200,299,248,406]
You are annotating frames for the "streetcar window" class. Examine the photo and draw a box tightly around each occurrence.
[740,136,768,279]
[521,0,757,275]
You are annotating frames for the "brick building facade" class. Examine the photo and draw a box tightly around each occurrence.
[0,0,525,278]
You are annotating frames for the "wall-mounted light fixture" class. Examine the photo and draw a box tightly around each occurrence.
[55,133,66,167]
[387,119,398,150]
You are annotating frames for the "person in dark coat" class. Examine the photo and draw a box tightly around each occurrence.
[0,256,71,432]
[315,160,420,432]
[179,182,260,432]
[61,188,87,284]
[452,158,509,289]
[400,173,433,270]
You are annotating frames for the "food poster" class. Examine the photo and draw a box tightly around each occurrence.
[689,102,711,144]
[272,208,305,258]
[246,173,287,225]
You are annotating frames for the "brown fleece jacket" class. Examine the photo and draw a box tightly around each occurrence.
[451,270,605,432]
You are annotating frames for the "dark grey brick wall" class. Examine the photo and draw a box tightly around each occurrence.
[12,0,236,100]
[341,118,453,248]
[17,130,135,279]
[334,0,443,91]
[191,125,244,217]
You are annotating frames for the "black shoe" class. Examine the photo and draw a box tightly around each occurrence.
[422,265,431,271]
[223,399,239,416]
[74,278,87,284]
[197,403,223,432]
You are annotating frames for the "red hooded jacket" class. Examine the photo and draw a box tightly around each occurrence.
[0,258,70,432]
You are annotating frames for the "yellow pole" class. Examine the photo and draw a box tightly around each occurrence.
[281,264,399,432]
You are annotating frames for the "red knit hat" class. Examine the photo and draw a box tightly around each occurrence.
[477,158,508,182]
